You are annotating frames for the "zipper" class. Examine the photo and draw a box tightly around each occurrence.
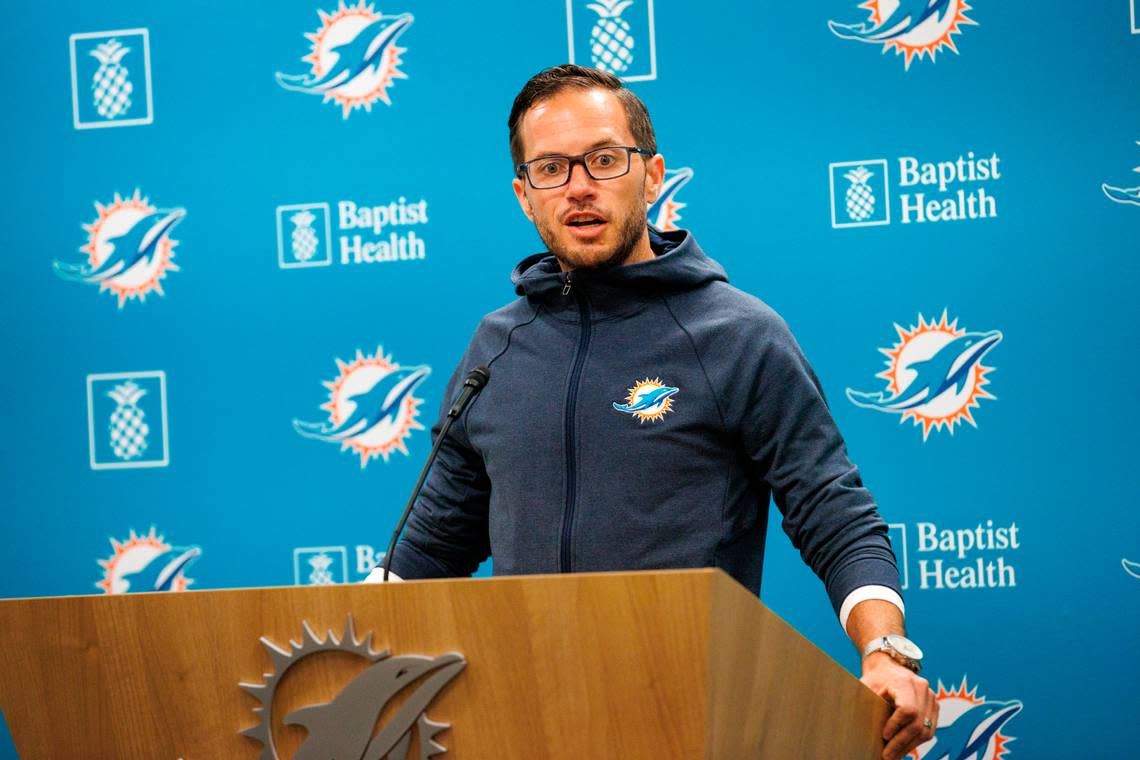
[560,274,590,573]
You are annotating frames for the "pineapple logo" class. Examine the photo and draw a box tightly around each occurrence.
[87,371,169,469]
[293,347,430,467]
[53,189,185,307]
[70,29,153,129]
[294,547,349,585]
[307,553,336,585]
[107,380,150,461]
[290,209,320,262]
[567,0,657,81]
[587,0,636,74]
[647,167,694,231]
[97,527,201,594]
[277,202,332,268]
[846,311,1002,440]
[830,159,890,228]
[90,39,132,119]
[844,166,877,222]
[829,0,978,69]
[276,2,414,118]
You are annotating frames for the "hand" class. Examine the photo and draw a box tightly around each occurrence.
[860,652,938,760]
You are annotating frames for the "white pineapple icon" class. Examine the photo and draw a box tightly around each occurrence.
[90,39,133,119]
[108,381,149,461]
[844,166,876,222]
[587,0,636,75]
[307,553,335,585]
[290,209,319,262]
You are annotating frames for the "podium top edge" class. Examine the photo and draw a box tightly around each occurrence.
[0,567,733,604]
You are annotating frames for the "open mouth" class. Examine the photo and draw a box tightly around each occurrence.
[564,212,607,229]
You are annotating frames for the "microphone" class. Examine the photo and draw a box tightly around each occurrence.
[447,365,491,419]
[381,365,490,582]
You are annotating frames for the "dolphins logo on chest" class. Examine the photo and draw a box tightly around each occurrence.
[613,377,679,423]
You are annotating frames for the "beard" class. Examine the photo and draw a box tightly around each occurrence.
[532,196,648,272]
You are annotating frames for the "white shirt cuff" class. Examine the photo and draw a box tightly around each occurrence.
[362,567,404,584]
[839,585,905,632]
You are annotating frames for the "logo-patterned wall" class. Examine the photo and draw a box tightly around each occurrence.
[2,2,1138,757]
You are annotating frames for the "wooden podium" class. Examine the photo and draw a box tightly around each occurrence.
[0,569,887,758]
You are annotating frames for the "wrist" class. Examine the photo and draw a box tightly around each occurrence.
[861,650,904,671]
[861,633,923,674]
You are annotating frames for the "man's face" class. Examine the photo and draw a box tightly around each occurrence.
[512,88,664,271]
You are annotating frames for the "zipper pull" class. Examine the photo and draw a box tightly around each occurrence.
[562,273,572,296]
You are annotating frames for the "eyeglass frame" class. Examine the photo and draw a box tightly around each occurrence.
[516,146,654,189]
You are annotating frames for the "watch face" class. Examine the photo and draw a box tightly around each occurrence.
[887,634,923,660]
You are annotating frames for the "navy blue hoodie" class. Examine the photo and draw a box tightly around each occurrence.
[392,228,901,614]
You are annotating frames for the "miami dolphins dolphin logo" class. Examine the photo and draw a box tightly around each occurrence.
[294,346,429,467]
[614,377,678,423]
[1102,141,1140,207]
[909,678,1022,760]
[96,527,201,594]
[241,617,466,760]
[847,311,1001,439]
[829,0,977,69]
[277,2,413,118]
[53,190,184,307]
[648,167,694,231]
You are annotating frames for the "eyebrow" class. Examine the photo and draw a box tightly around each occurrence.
[529,138,623,160]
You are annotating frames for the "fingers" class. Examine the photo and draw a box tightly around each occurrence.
[883,719,923,760]
[879,696,914,742]
[879,676,936,760]
[928,698,940,739]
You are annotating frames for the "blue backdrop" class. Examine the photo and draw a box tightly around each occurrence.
[2,1,1139,757]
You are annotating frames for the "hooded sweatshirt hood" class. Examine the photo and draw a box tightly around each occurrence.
[511,227,728,303]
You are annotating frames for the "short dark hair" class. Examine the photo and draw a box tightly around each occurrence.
[507,64,657,170]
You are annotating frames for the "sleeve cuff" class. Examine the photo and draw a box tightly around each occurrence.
[389,539,456,579]
[838,585,905,632]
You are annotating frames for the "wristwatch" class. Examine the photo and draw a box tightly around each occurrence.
[862,633,923,673]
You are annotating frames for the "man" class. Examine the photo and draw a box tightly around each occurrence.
[371,65,936,760]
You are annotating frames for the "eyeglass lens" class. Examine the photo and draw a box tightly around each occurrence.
[528,148,631,188]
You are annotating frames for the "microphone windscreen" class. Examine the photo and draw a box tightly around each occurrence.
[467,365,490,388]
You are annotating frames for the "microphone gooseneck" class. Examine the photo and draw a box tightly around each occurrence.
[381,366,490,582]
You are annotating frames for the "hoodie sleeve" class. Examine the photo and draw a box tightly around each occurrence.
[741,314,902,616]
[389,361,491,579]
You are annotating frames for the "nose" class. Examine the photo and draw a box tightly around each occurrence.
[564,160,597,200]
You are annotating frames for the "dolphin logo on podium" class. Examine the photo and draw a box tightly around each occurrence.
[241,616,465,760]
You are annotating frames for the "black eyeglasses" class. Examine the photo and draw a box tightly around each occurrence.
[516,146,653,189]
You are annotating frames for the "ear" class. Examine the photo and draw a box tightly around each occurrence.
[643,153,665,205]
[512,176,536,223]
